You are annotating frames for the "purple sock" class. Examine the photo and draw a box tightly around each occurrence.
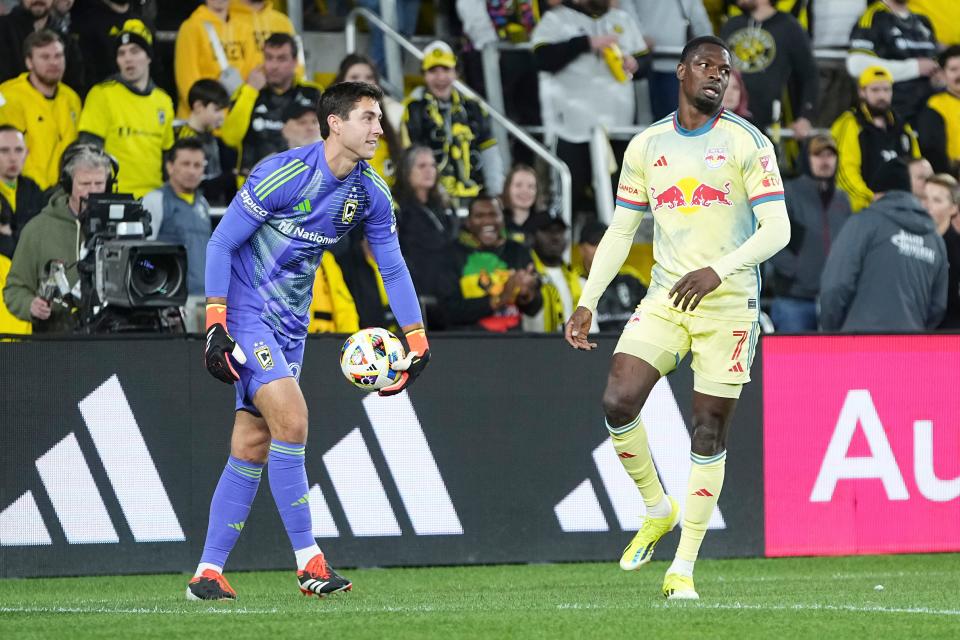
[268,439,315,551]
[199,456,263,568]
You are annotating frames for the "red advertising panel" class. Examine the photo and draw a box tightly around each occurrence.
[764,335,960,557]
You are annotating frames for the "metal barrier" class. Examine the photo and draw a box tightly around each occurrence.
[344,8,573,226]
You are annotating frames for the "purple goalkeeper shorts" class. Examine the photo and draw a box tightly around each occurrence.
[228,312,304,415]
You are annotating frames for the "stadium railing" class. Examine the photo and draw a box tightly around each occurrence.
[344,7,574,226]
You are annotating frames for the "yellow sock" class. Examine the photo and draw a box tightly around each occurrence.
[676,451,726,562]
[607,415,665,509]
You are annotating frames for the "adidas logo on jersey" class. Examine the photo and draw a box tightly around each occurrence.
[654,156,668,167]
[553,378,726,534]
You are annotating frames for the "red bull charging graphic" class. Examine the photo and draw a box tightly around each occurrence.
[649,178,735,214]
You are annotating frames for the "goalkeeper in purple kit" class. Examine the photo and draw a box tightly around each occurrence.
[187,82,430,601]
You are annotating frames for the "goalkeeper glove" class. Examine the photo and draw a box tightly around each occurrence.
[379,328,430,397]
[204,303,247,384]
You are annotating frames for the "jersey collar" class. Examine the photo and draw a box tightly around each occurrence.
[673,108,723,137]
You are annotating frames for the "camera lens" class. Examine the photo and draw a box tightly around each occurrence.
[131,255,180,297]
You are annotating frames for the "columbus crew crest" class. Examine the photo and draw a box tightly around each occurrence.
[253,342,274,371]
[342,199,359,224]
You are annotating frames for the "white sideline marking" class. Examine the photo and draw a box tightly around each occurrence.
[555,602,960,616]
[3,601,960,617]
[0,606,280,615]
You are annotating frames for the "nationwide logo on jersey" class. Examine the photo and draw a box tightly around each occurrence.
[649,178,733,213]
[704,147,728,169]
[342,199,359,224]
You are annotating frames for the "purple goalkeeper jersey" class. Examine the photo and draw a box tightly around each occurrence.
[205,142,422,340]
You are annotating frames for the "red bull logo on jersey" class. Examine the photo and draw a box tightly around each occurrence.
[649,178,735,214]
[691,181,733,207]
[651,185,686,210]
[704,147,728,169]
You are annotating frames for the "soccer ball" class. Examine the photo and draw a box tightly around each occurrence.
[339,328,406,391]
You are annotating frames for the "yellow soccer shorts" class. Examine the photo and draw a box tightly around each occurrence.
[614,301,759,399]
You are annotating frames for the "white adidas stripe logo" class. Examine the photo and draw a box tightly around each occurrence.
[308,392,462,538]
[554,379,727,533]
[0,375,185,546]
[0,378,463,546]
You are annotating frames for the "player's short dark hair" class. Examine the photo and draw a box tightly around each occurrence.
[318,81,384,138]
[939,45,960,68]
[23,29,63,60]
[188,79,230,109]
[0,124,24,136]
[579,221,607,246]
[264,32,297,58]
[680,35,731,65]
[166,137,206,164]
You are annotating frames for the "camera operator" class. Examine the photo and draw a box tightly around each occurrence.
[3,144,111,332]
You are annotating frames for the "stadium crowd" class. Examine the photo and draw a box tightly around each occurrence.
[0,0,958,335]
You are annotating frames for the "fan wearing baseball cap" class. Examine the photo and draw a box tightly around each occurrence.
[400,40,504,206]
[829,65,921,212]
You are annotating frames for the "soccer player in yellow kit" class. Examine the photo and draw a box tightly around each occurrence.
[565,35,790,600]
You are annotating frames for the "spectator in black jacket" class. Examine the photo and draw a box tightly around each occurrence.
[916,46,960,177]
[0,0,84,93]
[721,0,817,139]
[501,163,544,246]
[846,0,938,124]
[922,173,960,329]
[0,126,44,259]
[437,195,542,331]
[71,0,145,87]
[394,145,458,325]
[820,158,947,332]
[769,135,852,332]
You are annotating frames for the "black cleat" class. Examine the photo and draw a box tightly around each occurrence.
[186,569,237,601]
[297,553,352,597]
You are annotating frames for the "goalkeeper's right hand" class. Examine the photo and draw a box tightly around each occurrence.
[204,303,247,384]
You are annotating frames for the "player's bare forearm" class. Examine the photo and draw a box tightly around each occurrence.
[564,306,598,351]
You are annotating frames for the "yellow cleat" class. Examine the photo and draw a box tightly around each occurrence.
[662,573,699,600]
[619,496,681,571]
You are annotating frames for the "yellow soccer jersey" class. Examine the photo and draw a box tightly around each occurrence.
[78,79,174,198]
[612,109,786,321]
[0,73,81,190]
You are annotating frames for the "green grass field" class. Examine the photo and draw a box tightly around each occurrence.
[2,554,958,639]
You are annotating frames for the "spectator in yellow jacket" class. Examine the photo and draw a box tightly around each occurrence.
[230,0,296,64]
[174,0,260,118]
[0,30,80,190]
[308,251,360,333]
[0,253,31,335]
[831,66,920,212]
